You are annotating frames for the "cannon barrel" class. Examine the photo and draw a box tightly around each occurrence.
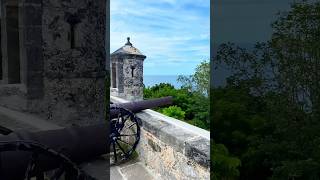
[0,97,173,179]
[110,96,173,119]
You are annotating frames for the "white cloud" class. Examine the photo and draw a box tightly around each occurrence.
[110,0,210,75]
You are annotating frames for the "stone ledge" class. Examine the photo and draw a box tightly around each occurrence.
[110,96,210,168]
[0,106,62,131]
[0,84,28,111]
[0,84,27,95]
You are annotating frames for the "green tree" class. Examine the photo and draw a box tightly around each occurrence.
[143,61,210,130]
[178,60,210,95]
[213,1,320,179]
[212,140,241,180]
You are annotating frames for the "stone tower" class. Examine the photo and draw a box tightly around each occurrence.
[110,37,146,101]
[0,0,106,126]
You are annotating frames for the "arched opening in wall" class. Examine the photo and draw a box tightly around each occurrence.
[112,63,117,88]
[6,5,20,84]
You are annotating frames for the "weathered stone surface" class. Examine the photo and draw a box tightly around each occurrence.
[110,166,124,180]
[0,0,106,126]
[0,85,27,111]
[0,111,37,132]
[185,136,210,168]
[80,156,110,180]
[120,163,155,180]
[137,129,210,180]
[157,124,195,154]
[24,5,42,26]
[0,106,62,131]
[25,27,43,45]
[148,138,162,152]
[136,112,171,137]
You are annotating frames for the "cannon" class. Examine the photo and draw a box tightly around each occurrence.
[0,96,172,180]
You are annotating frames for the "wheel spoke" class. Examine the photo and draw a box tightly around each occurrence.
[123,122,137,131]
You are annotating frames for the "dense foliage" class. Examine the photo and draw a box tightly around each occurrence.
[213,1,320,179]
[212,140,241,180]
[144,61,210,130]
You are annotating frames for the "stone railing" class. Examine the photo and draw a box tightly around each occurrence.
[111,96,210,180]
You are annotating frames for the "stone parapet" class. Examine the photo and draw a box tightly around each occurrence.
[111,96,210,179]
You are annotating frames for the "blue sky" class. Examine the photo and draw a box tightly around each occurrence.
[110,0,210,75]
[212,0,292,87]
[213,0,292,45]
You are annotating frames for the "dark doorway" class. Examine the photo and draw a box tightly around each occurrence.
[112,63,117,88]
[6,6,20,84]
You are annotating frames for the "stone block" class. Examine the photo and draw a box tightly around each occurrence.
[158,124,196,154]
[185,136,210,168]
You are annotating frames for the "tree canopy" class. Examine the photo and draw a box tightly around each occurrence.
[212,1,320,179]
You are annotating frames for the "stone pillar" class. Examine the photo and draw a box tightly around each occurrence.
[22,0,44,98]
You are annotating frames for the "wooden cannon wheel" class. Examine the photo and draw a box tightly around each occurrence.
[109,106,141,165]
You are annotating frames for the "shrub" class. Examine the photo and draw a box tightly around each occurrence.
[160,105,185,120]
